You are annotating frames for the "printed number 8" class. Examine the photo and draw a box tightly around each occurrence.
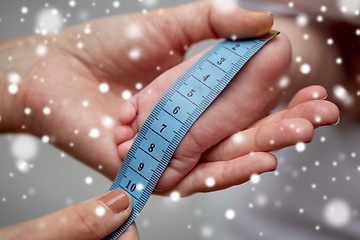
[217,57,225,65]
[148,143,155,152]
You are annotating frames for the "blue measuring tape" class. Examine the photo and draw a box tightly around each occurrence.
[104,30,279,239]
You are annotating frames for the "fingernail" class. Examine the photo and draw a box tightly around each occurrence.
[252,10,273,17]
[333,116,341,126]
[98,190,130,214]
[265,10,273,17]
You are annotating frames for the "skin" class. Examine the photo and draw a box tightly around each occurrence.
[0,0,340,239]
[114,40,339,194]
[272,14,360,118]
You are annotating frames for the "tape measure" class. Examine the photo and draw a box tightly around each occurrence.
[104,30,279,239]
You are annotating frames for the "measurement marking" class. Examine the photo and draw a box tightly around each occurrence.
[129,166,149,181]
[206,59,227,74]
[148,126,171,143]
[138,146,160,163]
[175,89,199,107]
[162,108,184,124]
[190,74,214,91]
[120,185,139,201]
[223,46,242,57]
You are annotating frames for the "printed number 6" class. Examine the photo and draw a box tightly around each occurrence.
[173,106,180,114]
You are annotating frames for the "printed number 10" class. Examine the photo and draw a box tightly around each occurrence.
[126,180,136,192]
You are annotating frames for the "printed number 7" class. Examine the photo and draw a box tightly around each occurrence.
[160,124,167,133]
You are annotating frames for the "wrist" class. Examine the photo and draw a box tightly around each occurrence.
[0,36,45,134]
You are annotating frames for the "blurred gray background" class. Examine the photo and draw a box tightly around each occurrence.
[1,0,359,240]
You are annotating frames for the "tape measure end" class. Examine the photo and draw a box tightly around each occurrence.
[259,30,280,41]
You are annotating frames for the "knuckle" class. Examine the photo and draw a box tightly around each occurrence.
[67,204,100,237]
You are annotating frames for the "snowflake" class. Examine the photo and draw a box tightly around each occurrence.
[333,85,354,106]
[250,174,260,184]
[95,206,106,217]
[129,49,141,60]
[85,176,94,185]
[99,83,109,93]
[300,63,311,74]
[122,90,132,100]
[43,106,51,115]
[21,7,28,14]
[296,14,309,26]
[170,191,180,202]
[89,128,100,138]
[11,134,38,160]
[295,142,306,152]
[323,199,351,227]
[35,8,64,35]
[113,1,120,8]
[41,135,50,143]
[69,0,76,7]
[225,209,236,220]
[8,84,18,94]
[205,177,215,187]
[36,45,47,57]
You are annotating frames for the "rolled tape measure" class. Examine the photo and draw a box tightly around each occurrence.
[104,30,279,239]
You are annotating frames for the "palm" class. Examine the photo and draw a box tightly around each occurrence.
[23,11,196,177]
[23,47,123,176]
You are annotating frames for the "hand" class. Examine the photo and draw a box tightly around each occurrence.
[0,1,273,180]
[116,83,339,196]
[272,14,360,118]
[0,190,138,240]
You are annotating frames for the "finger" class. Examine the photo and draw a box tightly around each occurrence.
[0,190,134,240]
[118,100,137,125]
[117,138,135,161]
[204,118,313,162]
[62,1,272,83]
[251,99,340,129]
[162,152,277,197]
[114,125,135,145]
[170,0,273,43]
[283,100,340,126]
[288,85,327,108]
[118,223,139,240]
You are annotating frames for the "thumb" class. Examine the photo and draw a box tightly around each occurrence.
[169,0,273,42]
[0,190,136,240]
